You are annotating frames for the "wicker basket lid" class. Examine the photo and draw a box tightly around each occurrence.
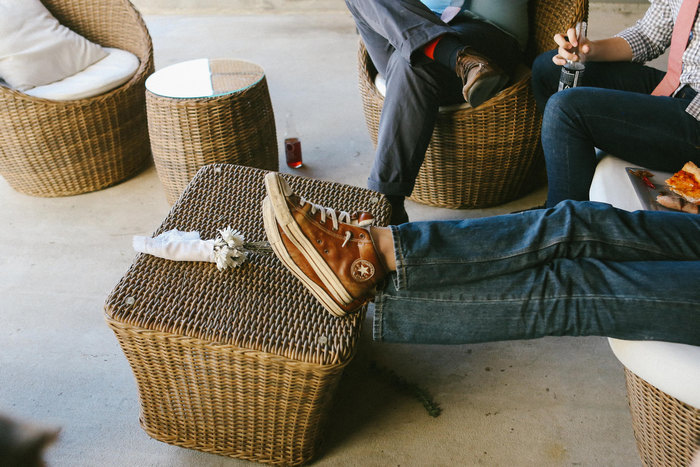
[105,164,390,366]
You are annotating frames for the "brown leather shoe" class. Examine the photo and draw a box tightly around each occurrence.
[263,172,388,317]
[455,47,509,107]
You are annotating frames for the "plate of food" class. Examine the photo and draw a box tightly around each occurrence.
[626,162,700,214]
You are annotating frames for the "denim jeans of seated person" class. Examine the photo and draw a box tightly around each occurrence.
[531,49,700,207]
[372,201,700,346]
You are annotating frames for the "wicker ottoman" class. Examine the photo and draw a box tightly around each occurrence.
[105,164,389,465]
[146,59,279,205]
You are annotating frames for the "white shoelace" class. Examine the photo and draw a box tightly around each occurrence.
[300,197,351,230]
[299,197,371,247]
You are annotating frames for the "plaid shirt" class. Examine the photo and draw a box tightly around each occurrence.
[617,0,700,119]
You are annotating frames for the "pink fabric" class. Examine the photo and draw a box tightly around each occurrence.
[652,0,700,96]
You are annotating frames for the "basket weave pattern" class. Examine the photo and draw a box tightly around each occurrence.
[625,368,700,467]
[105,164,389,465]
[146,60,279,205]
[0,0,154,197]
[357,0,588,208]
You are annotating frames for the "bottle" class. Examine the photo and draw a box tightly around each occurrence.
[284,112,303,169]
[558,21,587,91]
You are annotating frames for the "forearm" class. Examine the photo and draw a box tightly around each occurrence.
[553,34,634,66]
[585,36,634,62]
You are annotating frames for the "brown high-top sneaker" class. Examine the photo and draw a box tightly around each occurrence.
[263,172,388,317]
[455,47,509,108]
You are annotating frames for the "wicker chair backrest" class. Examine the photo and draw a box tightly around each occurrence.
[529,0,589,61]
[40,0,153,75]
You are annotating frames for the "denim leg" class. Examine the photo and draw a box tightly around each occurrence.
[531,50,699,206]
[374,201,700,346]
[389,200,700,290]
[541,88,700,206]
[531,49,665,113]
[531,50,562,113]
[373,258,700,346]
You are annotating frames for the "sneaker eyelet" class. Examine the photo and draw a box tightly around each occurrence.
[323,249,329,254]
[316,239,322,244]
[359,233,365,239]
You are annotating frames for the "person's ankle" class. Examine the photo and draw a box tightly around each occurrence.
[370,226,397,271]
[386,195,408,225]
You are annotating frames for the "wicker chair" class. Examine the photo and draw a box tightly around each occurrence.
[0,0,154,197]
[358,0,588,208]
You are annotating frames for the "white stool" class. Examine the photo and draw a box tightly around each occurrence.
[590,155,700,466]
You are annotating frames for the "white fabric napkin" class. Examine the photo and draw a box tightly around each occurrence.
[133,229,215,263]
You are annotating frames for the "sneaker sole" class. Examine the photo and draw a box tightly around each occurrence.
[264,172,354,305]
[262,197,347,317]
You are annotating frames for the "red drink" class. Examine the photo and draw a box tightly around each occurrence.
[285,137,303,168]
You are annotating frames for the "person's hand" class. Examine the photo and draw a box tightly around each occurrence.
[552,26,591,65]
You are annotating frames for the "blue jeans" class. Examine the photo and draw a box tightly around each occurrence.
[373,201,700,346]
[531,50,700,207]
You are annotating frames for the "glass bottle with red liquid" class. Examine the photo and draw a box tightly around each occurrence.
[284,112,303,168]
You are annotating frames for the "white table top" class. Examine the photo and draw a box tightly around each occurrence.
[145,58,264,99]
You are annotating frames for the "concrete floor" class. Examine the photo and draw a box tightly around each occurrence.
[1,4,655,466]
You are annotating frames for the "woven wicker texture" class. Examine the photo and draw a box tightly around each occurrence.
[105,164,390,465]
[357,0,588,208]
[625,368,700,467]
[146,59,278,205]
[0,0,153,197]
[209,58,265,94]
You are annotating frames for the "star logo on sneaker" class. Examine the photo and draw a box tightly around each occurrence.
[351,259,375,282]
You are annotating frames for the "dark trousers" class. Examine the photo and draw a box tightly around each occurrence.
[345,0,522,196]
[531,50,700,207]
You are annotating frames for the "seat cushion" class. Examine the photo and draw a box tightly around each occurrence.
[590,154,700,409]
[609,339,700,408]
[588,155,647,211]
[24,48,139,101]
[0,0,107,91]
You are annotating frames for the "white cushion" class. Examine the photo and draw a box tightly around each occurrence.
[0,0,107,91]
[609,339,700,408]
[589,154,647,211]
[590,154,700,409]
[374,74,386,97]
[24,48,139,100]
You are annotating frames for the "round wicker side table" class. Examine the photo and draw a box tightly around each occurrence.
[146,58,278,204]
